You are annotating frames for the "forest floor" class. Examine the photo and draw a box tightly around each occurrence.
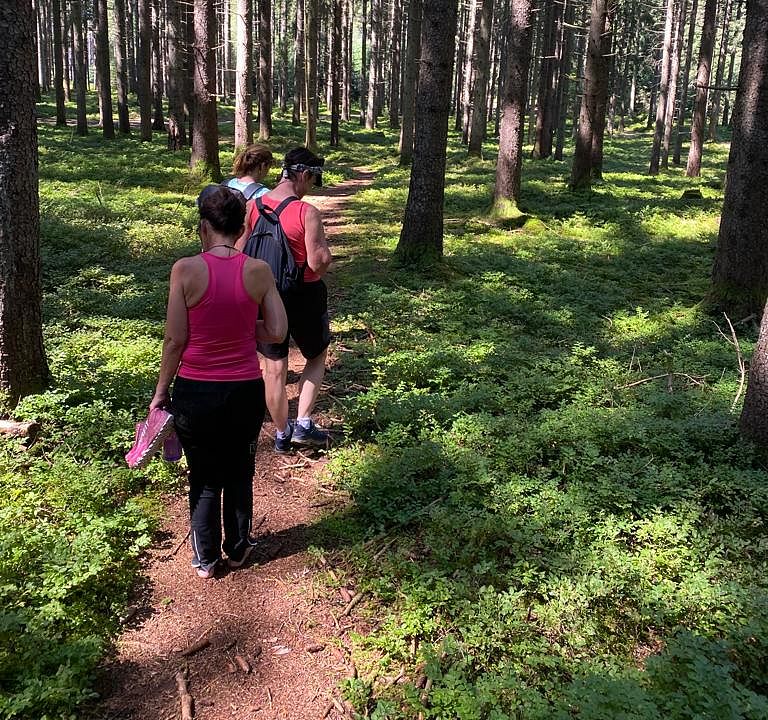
[93,169,376,720]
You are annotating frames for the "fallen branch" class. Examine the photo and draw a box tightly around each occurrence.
[165,530,191,560]
[234,654,251,673]
[0,420,39,440]
[341,592,366,617]
[175,668,194,720]
[180,637,210,657]
[615,372,708,390]
[723,313,746,412]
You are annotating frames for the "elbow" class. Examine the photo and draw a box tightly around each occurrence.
[164,335,187,355]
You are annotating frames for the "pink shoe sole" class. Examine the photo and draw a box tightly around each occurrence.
[125,409,174,469]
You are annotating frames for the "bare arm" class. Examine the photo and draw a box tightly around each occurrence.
[304,205,332,277]
[150,262,189,411]
[244,259,288,343]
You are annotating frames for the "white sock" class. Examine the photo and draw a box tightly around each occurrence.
[297,417,312,429]
[276,422,292,438]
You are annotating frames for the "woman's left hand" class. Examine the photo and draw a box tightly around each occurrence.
[149,390,169,413]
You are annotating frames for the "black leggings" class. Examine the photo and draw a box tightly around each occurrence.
[171,377,265,570]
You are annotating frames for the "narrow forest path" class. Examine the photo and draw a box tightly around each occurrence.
[94,168,376,720]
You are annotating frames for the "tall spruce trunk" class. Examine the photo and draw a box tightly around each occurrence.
[388,0,402,129]
[258,0,272,139]
[467,0,494,155]
[330,0,342,145]
[590,0,613,179]
[305,0,318,149]
[0,0,50,402]
[710,0,768,320]
[167,0,187,148]
[741,297,768,443]
[399,0,422,164]
[661,0,686,168]
[152,0,165,131]
[493,0,533,209]
[191,0,220,178]
[137,0,153,140]
[94,0,115,137]
[342,0,351,121]
[278,0,288,112]
[554,0,573,160]
[460,0,477,143]
[52,0,66,124]
[62,2,71,101]
[673,0,698,164]
[293,0,305,124]
[532,0,561,159]
[570,0,609,189]
[649,0,675,174]
[685,0,717,177]
[365,0,381,128]
[234,0,252,148]
[114,0,131,133]
[394,0,458,267]
[71,0,88,135]
[708,0,733,140]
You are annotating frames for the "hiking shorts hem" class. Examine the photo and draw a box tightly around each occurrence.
[257,280,331,361]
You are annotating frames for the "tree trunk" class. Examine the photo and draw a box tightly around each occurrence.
[453,1,466,131]
[330,0,342,145]
[532,0,561,159]
[685,0,717,177]
[51,0,66,124]
[394,0,458,267]
[399,0,422,164]
[127,0,137,94]
[493,0,533,209]
[672,0,698,164]
[661,0,686,168]
[388,0,402,129]
[365,0,381,128]
[277,0,288,113]
[649,0,675,174]
[467,0,494,155]
[0,0,50,402]
[191,0,221,178]
[71,0,88,135]
[710,0,768,320]
[152,0,165,131]
[137,0,153,140]
[234,0,252,148]
[554,0,574,160]
[113,0,131,133]
[741,298,768,444]
[590,0,613,179]
[293,0,305,124]
[95,0,115,137]
[342,0,351,121]
[167,0,187,148]
[258,0,272,139]
[305,0,318,149]
[62,1,71,102]
[460,0,477,143]
[570,0,609,189]
[708,0,733,141]
[360,0,367,124]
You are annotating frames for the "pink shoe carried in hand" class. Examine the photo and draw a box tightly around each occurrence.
[125,408,175,469]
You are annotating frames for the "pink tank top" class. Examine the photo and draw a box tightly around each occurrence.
[178,253,262,381]
[260,198,321,283]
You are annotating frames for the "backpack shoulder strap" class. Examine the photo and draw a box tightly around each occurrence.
[240,182,265,200]
[255,195,298,223]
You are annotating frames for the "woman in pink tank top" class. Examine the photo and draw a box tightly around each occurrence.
[149,186,287,579]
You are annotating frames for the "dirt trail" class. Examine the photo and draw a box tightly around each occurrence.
[94,169,375,720]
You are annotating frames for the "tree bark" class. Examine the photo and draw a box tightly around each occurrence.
[394,0,458,267]
[152,0,165,131]
[685,0,717,177]
[305,0,318,149]
[708,0,733,141]
[661,0,686,168]
[293,0,305,124]
[590,0,613,179]
[711,0,768,319]
[191,0,221,178]
[741,298,768,444]
[399,0,422,164]
[71,0,88,135]
[460,0,477,143]
[570,0,609,189]
[554,0,574,160]
[167,0,187,148]
[672,0,698,164]
[532,0,561,159]
[649,0,676,174]
[493,0,533,208]
[388,0,402,129]
[0,0,50,402]
[258,0,272,139]
[137,0,153,140]
[51,0,66,124]
[330,0,342,145]
[467,0,494,155]
[113,0,131,133]
[342,0,351,121]
[234,0,252,148]
[365,0,381,128]
[95,0,115,137]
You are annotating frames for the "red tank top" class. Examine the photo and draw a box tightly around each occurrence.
[178,253,262,381]
[260,197,321,283]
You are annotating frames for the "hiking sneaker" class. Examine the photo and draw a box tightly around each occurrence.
[274,420,294,453]
[292,419,329,448]
[227,543,254,569]
[125,408,175,469]
[196,564,216,579]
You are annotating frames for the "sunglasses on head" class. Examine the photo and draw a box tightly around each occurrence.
[285,163,324,187]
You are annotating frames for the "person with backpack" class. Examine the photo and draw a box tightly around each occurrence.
[245,147,333,452]
[149,185,287,578]
[225,143,274,245]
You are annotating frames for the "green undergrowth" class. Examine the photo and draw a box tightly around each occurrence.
[317,130,768,718]
[4,90,764,719]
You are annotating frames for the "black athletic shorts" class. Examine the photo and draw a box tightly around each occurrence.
[257,279,331,361]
